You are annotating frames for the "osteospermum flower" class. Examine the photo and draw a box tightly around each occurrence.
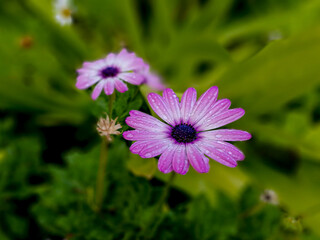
[54,0,73,26]
[76,49,146,99]
[123,87,251,174]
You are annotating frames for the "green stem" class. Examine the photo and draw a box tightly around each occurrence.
[94,93,116,212]
[144,172,176,239]
[95,138,109,212]
[157,172,176,209]
[108,92,116,116]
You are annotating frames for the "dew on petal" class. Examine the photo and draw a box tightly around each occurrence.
[124,86,251,174]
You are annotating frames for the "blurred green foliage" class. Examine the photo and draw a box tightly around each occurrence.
[1,0,320,239]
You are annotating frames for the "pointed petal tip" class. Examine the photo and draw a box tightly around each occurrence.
[119,48,129,54]
[124,117,133,128]
[247,132,252,140]
[236,108,246,117]
[210,86,219,91]
[163,88,175,93]
[128,110,136,116]
[122,131,130,140]
[186,87,196,91]
[227,163,238,168]
[205,86,219,96]
[147,92,159,99]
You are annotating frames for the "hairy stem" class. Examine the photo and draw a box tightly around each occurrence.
[108,92,116,116]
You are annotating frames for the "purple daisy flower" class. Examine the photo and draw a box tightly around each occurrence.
[76,49,146,100]
[123,87,251,175]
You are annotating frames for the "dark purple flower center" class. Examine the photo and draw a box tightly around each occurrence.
[100,66,119,78]
[171,123,197,143]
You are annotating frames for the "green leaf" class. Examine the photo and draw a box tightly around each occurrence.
[215,27,320,115]
[127,153,157,179]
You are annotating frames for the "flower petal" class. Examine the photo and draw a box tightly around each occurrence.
[186,143,210,173]
[115,49,145,70]
[126,110,170,132]
[115,49,134,64]
[104,53,117,65]
[189,86,219,124]
[83,60,105,70]
[114,79,128,93]
[195,140,238,167]
[212,141,245,161]
[158,145,178,174]
[123,58,145,71]
[129,110,170,128]
[139,139,171,158]
[104,80,115,95]
[76,68,98,75]
[76,76,101,89]
[144,72,166,91]
[194,99,231,128]
[180,88,197,123]
[172,144,189,175]
[147,93,175,125]
[200,129,252,141]
[118,72,144,85]
[199,108,245,131]
[163,88,181,124]
[91,81,105,100]
[129,141,149,154]
[123,130,168,141]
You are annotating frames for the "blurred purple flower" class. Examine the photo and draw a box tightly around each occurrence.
[139,64,166,91]
[76,49,146,100]
[123,87,251,175]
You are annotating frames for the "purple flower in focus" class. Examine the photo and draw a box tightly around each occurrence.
[76,49,146,100]
[123,87,251,175]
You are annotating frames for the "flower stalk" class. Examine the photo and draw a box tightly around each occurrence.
[94,94,121,212]
[95,137,109,212]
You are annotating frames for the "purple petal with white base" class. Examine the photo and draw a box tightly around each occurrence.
[173,145,189,175]
[139,139,170,158]
[124,87,251,175]
[76,48,147,99]
[158,146,176,174]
